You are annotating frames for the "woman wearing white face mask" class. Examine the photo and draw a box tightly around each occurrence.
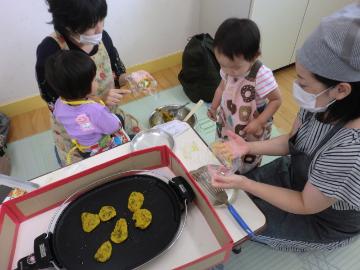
[210,3,360,252]
[36,0,142,165]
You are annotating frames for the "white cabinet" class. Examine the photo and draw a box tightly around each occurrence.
[249,0,308,70]
[250,0,354,70]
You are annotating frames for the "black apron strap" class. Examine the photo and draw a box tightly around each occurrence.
[247,60,262,81]
[309,120,346,160]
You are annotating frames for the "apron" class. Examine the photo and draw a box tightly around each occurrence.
[50,32,140,166]
[60,98,130,165]
[217,60,272,174]
[246,114,360,248]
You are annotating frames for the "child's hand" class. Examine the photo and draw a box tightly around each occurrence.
[207,108,217,121]
[243,119,263,136]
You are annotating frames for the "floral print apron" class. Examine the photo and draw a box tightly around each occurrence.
[217,60,272,174]
[50,32,140,165]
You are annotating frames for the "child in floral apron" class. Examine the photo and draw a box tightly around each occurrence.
[45,51,129,165]
[36,0,143,166]
[208,18,282,174]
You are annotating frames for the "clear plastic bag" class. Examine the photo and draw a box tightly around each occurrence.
[125,70,158,97]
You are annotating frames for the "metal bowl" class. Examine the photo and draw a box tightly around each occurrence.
[130,128,175,151]
[149,104,197,128]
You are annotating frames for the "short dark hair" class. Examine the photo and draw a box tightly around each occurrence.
[45,51,96,100]
[46,0,107,36]
[314,73,360,123]
[214,18,260,61]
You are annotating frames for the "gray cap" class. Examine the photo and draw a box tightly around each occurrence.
[297,3,360,82]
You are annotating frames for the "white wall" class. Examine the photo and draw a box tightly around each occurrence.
[0,0,200,104]
[199,0,251,37]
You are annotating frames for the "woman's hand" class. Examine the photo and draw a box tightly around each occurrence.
[215,130,251,160]
[243,119,263,136]
[103,88,131,106]
[211,172,248,189]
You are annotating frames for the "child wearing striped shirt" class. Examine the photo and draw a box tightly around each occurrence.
[208,18,281,174]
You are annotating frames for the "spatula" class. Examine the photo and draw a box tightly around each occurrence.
[183,100,204,122]
[168,102,190,117]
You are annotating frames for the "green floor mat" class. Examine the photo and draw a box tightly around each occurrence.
[7,130,60,180]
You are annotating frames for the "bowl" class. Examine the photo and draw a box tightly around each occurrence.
[130,128,175,151]
[149,104,197,128]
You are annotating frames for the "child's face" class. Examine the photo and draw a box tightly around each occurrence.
[215,49,254,78]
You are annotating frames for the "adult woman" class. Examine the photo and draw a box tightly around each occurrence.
[212,4,360,251]
[35,0,140,165]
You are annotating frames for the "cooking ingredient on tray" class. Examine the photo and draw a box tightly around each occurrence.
[132,208,152,229]
[94,240,112,263]
[156,108,175,123]
[99,206,117,222]
[81,212,101,232]
[128,191,144,212]
[110,218,128,244]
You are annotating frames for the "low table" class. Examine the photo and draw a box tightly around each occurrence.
[16,123,266,247]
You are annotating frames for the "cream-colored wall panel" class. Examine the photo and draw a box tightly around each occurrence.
[291,0,355,63]
[199,0,251,37]
[250,0,309,70]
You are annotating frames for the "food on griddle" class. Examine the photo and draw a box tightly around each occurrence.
[99,206,117,222]
[128,191,144,212]
[94,240,112,263]
[81,212,101,233]
[156,108,175,122]
[110,218,128,244]
[132,208,152,229]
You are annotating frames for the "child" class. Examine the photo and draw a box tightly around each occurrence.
[208,18,282,174]
[45,51,129,164]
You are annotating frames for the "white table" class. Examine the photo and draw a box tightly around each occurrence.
[28,123,266,246]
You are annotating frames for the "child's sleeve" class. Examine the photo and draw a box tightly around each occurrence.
[92,105,121,135]
[255,65,278,98]
[219,69,228,82]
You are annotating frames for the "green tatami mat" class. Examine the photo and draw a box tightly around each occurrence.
[7,130,60,180]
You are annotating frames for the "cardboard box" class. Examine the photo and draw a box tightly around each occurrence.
[0,146,233,270]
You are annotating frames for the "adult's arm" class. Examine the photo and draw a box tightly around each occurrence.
[35,37,62,109]
[102,31,127,87]
[224,113,302,158]
[213,174,336,215]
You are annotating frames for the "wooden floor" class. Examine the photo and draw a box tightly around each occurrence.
[8,64,298,143]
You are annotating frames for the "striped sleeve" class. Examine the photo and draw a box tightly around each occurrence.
[255,65,278,98]
[309,137,360,207]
